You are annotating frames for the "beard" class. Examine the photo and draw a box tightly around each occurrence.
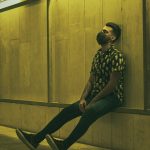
[96,31,111,45]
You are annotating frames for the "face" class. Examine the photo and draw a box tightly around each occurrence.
[102,26,116,41]
[96,26,116,45]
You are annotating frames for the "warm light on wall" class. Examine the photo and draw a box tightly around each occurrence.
[0,0,26,9]
[0,0,36,12]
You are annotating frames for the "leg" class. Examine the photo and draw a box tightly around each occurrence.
[62,94,121,149]
[34,100,82,143]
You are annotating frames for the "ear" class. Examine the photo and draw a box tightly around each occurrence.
[111,35,116,42]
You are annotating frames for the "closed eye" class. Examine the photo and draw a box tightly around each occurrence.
[102,29,109,34]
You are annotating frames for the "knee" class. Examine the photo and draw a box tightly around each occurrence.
[82,106,95,118]
[79,107,96,126]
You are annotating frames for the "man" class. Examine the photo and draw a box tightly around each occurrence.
[16,22,126,150]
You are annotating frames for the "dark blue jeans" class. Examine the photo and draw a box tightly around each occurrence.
[35,93,121,149]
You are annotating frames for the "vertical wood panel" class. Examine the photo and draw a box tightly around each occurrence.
[19,44,30,88]
[54,39,69,102]
[29,36,48,100]
[85,0,102,29]
[133,115,150,150]
[29,0,47,39]
[8,40,26,99]
[0,11,10,39]
[111,113,134,150]
[103,0,122,24]
[69,0,84,28]
[68,0,85,103]
[0,0,48,101]
[145,0,150,109]
[49,0,145,106]
[49,0,69,102]
[9,9,20,40]
[122,0,144,109]
[19,6,31,42]
[49,0,85,103]
[54,0,68,35]
[50,36,56,100]
[68,30,85,102]
[0,39,10,97]
[92,114,112,148]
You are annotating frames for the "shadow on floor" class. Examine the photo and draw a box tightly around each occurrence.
[0,134,50,150]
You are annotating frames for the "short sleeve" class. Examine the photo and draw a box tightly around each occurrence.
[111,52,126,72]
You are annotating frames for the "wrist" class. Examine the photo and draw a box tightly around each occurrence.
[80,95,85,100]
[80,98,86,101]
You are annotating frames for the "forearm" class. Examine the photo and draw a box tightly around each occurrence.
[91,72,120,103]
[80,81,92,100]
[91,80,117,102]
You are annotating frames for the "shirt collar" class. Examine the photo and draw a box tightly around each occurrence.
[99,45,114,55]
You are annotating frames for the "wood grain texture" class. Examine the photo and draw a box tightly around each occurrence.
[145,0,150,109]
[122,0,144,109]
[48,0,145,108]
[133,115,150,150]
[0,0,48,101]
[92,114,112,148]
[111,113,134,150]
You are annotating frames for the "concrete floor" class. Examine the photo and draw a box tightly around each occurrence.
[0,126,110,150]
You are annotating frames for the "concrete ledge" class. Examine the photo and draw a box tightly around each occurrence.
[0,99,150,115]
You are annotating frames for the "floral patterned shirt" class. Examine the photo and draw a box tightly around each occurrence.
[90,46,126,103]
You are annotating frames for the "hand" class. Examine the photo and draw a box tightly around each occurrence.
[85,99,96,110]
[79,99,87,112]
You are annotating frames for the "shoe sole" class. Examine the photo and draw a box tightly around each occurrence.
[46,134,59,150]
[16,129,36,150]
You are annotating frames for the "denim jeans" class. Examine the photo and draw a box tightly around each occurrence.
[35,93,121,149]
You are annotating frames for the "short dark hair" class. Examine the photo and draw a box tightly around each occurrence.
[106,22,121,42]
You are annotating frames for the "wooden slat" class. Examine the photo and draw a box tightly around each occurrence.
[111,113,134,150]
[0,0,48,101]
[92,114,112,148]
[53,39,69,102]
[145,0,150,108]
[133,115,150,150]
[67,30,85,102]
[122,0,144,109]
[84,0,102,29]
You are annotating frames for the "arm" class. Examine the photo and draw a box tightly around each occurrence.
[79,73,94,112]
[88,71,121,104]
[80,73,94,100]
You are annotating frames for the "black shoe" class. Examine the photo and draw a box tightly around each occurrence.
[46,134,66,150]
[16,128,39,150]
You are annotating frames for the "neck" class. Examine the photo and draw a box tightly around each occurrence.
[101,43,112,52]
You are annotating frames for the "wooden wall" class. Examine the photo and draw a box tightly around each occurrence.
[0,1,149,149]
[49,0,144,109]
[0,0,48,101]
[0,0,145,108]
[145,0,150,109]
